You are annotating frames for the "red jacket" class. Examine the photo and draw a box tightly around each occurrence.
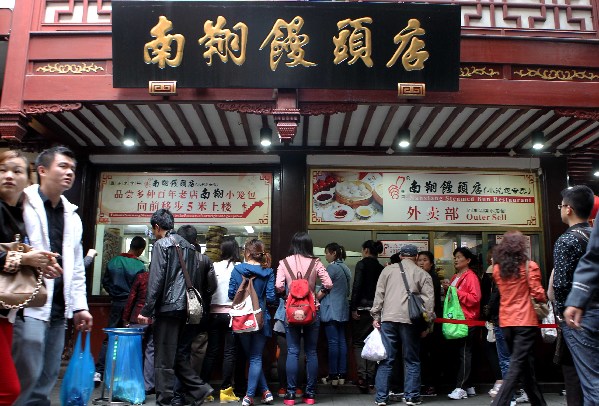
[122,272,150,324]
[449,269,481,320]
[493,261,547,327]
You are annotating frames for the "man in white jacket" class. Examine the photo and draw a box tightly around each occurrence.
[12,146,93,406]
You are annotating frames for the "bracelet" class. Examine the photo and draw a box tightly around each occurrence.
[3,251,22,274]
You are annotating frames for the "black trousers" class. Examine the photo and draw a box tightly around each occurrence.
[201,313,237,389]
[153,315,211,405]
[491,327,546,406]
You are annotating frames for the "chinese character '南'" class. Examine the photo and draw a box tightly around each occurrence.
[260,16,316,71]
[333,17,373,67]
[144,16,185,69]
[386,19,429,71]
[198,16,248,66]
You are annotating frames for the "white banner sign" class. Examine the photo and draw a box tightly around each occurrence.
[97,172,271,225]
[380,240,430,257]
[310,169,539,227]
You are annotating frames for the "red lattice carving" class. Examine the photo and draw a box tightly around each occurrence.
[46,0,111,25]
[555,108,599,121]
[24,103,82,114]
[299,103,358,116]
[216,103,274,115]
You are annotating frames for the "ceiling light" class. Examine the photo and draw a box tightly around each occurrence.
[260,127,272,147]
[531,130,545,150]
[396,128,411,148]
[244,226,255,234]
[123,126,138,147]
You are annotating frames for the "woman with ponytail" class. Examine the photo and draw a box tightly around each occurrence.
[228,239,276,406]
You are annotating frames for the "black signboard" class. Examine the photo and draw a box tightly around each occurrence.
[112,1,461,91]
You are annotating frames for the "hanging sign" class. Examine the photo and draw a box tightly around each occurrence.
[310,169,539,227]
[112,1,461,91]
[380,240,430,258]
[97,172,271,225]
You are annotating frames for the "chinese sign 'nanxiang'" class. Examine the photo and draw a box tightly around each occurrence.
[112,1,461,91]
[97,173,271,225]
[310,170,539,227]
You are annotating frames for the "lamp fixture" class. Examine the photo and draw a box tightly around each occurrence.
[123,126,138,147]
[244,226,255,234]
[593,162,599,177]
[396,128,411,148]
[531,130,545,150]
[260,127,272,147]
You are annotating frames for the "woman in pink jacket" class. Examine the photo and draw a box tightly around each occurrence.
[491,231,547,406]
[276,232,333,405]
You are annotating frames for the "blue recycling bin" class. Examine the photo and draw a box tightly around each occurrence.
[102,327,146,405]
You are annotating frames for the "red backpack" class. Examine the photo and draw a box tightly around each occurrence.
[283,258,317,325]
[229,275,263,333]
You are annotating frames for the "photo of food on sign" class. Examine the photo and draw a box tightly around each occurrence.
[312,171,384,222]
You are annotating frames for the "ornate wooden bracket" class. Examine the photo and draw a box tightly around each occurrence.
[0,110,28,142]
[272,89,300,143]
[555,108,599,121]
[23,103,82,114]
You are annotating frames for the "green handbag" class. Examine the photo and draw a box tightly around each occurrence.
[442,286,469,339]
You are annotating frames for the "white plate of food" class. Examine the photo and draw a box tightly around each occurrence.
[313,191,335,205]
[323,203,354,221]
[355,205,375,219]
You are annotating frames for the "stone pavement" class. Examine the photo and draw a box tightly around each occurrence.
[50,383,567,405]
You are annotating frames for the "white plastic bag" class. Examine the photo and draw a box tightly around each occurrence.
[361,328,387,361]
[541,301,557,344]
[485,321,496,343]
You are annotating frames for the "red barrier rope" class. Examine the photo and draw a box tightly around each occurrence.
[434,318,558,329]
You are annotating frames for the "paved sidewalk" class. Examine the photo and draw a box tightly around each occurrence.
[50,383,567,405]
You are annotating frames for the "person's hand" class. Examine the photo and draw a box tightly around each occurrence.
[86,249,97,258]
[137,315,151,325]
[74,310,93,332]
[420,330,429,338]
[564,306,584,329]
[352,310,360,320]
[21,250,59,269]
[372,319,381,329]
[41,262,63,279]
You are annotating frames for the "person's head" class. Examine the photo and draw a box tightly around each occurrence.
[289,232,315,258]
[398,244,419,263]
[220,237,242,266]
[325,242,344,263]
[177,224,198,246]
[150,208,174,239]
[453,247,475,272]
[495,231,528,279]
[35,146,76,193]
[129,236,146,256]
[389,253,401,264]
[560,185,595,225]
[417,250,435,272]
[362,240,383,258]
[244,238,271,268]
[0,150,29,206]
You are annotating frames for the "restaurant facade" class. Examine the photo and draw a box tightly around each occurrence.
[1,0,599,383]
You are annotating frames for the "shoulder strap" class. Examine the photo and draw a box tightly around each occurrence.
[569,228,591,247]
[174,242,193,290]
[282,258,296,281]
[304,258,317,281]
[398,261,412,295]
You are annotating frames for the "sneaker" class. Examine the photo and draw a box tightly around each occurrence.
[302,393,315,405]
[283,392,296,406]
[338,374,346,385]
[404,397,423,406]
[488,383,502,398]
[466,387,476,397]
[422,386,437,397]
[295,389,303,397]
[94,372,102,388]
[375,401,387,406]
[448,388,468,400]
[331,375,339,387]
[262,391,274,405]
[389,391,404,402]
[220,387,240,403]
[242,396,254,406]
[510,401,517,406]
[515,390,529,403]
[206,395,215,402]
[278,388,287,398]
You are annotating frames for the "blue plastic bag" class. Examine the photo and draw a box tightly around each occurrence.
[60,331,95,406]
[104,329,145,404]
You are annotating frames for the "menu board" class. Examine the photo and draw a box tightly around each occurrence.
[309,169,539,227]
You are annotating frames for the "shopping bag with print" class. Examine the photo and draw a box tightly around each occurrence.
[442,286,469,339]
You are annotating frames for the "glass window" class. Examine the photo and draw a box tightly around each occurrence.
[432,232,483,280]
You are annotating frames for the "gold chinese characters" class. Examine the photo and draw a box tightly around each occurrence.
[144,15,428,72]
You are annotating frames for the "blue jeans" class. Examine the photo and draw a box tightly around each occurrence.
[238,332,269,398]
[322,321,347,376]
[12,317,65,406]
[375,322,421,402]
[286,316,320,395]
[561,307,599,405]
[495,325,511,378]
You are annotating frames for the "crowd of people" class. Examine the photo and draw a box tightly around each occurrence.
[1,146,599,406]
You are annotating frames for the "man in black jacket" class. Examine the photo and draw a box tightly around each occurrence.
[138,209,213,406]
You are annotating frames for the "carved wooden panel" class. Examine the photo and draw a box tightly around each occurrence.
[43,0,111,25]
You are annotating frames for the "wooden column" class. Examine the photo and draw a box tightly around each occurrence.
[540,156,568,274]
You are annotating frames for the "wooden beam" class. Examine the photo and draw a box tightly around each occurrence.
[413,106,443,146]
[374,105,399,147]
[193,104,218,147]
[126,105,165,146]
[171,104,200,147]
[356,105,377,146]
[429,106,464,147]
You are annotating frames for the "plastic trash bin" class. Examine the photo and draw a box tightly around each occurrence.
[95,327,146,405]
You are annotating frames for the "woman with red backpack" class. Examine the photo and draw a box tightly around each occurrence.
[275,232,333,405]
